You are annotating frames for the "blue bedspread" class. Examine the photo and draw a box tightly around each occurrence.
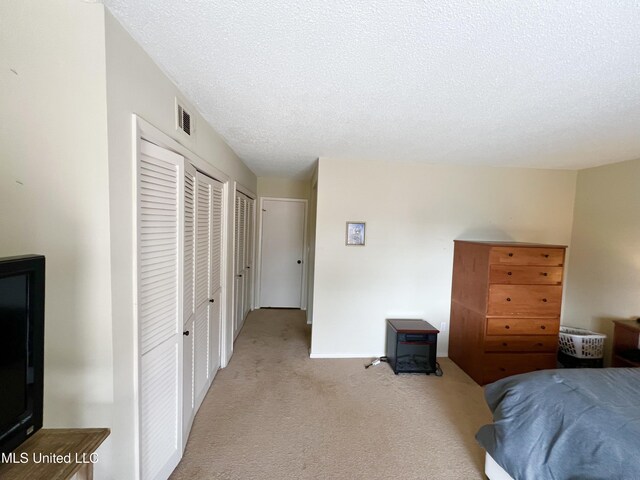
[476,368,640,480]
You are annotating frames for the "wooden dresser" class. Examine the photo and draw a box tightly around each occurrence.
[449,240,567,385]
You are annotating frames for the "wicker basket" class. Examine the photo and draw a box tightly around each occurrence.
[558,326,606,359]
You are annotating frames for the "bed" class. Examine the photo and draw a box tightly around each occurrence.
[475,368,640,480]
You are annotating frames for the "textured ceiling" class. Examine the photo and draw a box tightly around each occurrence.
[103,1,640,178]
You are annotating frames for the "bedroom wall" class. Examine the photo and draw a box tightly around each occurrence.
[0,0,114,475]
[104,9,257,479]
[310,158,577,358]
[562,157,640,364]
[257,177,310,199]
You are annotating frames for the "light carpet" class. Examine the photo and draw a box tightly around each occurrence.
[170,309,492,480]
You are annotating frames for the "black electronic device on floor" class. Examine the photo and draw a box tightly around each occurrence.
[386,319,441,375]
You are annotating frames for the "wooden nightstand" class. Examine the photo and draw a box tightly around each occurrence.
[612,320,640,367]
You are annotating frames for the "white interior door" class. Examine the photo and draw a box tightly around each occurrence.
[137,140,183,480]
[209,178,224,377]
[259,199,306,308]
[244,199,255,318]
[233,194,246,337]
[193,172,224,409]
[182,163,196,446]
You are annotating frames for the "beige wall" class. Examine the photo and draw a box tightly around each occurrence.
[310,158,577,357]
[562,158,640,363]
[0,0,113,475]
[306,167,319,323]
[257,177,310,199]
[104,9,256,479]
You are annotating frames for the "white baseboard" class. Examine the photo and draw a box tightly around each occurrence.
[309,353,384,359]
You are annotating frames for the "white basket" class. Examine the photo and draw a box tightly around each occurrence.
[558,326,606,359]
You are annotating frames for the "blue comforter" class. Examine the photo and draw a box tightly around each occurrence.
[476,368,640,480]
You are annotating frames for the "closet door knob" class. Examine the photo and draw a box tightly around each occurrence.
[209,299,214,303]
[183,330,190,336]
[297,260,302,264]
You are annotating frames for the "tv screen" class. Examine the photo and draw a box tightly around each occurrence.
[0,255,44,454]
[0,274,30,432]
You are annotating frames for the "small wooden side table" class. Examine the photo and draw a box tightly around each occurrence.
[612,320,640,367]
[0,428,110,480]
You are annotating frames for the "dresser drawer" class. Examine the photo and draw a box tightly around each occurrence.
[489,265,563,285]
[486,317,559,335]
[489,247,565,266]
[488,285,562,316]
[484,335,558,353]
[481,353,557,384]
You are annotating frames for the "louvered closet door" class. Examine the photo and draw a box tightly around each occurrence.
[137,140,183,480]
[194,173,212,408]
[182,163,196,445]
[209,180,224,376]
[234,194,246,338]
[243,198,254,319]
[193,172,224,408]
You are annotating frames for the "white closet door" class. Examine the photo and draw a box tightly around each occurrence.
[137,140,183,480]
[243,198,254,319]
[194,172,213,408]
[209,182,224,375]
[182,163,197,447]
[234,194,246,338]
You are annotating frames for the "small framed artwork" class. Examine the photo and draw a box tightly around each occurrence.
[346,222,366,246]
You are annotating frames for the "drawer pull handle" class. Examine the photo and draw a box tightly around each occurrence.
[536,343,543,346]
[507,271,512,276]
[502,342,508,347]
[504,325,510,329]
[508,253,513,257]
[543,254,550,258]
[499,367,506,372]
[541,272,548,276]
[540,325,546,330]
[506,297,511,302]
[542,298,548,303]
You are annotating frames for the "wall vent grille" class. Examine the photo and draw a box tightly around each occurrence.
[176,101,192,136]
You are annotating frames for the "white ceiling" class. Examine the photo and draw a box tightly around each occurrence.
[103,1,640,179]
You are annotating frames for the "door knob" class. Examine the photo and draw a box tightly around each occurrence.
[183,330,190,336]
[297,260,302,264]
[209,299,214,303]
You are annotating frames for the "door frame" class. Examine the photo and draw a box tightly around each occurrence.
[255,197,308,310]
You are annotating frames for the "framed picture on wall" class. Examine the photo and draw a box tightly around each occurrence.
[346,222,366,246]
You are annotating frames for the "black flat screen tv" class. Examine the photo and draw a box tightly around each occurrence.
[0,255,45,454]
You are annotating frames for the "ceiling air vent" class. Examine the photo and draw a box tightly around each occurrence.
[176,101,193,136]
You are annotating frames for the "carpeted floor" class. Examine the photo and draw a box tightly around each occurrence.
[170,309,492,480]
